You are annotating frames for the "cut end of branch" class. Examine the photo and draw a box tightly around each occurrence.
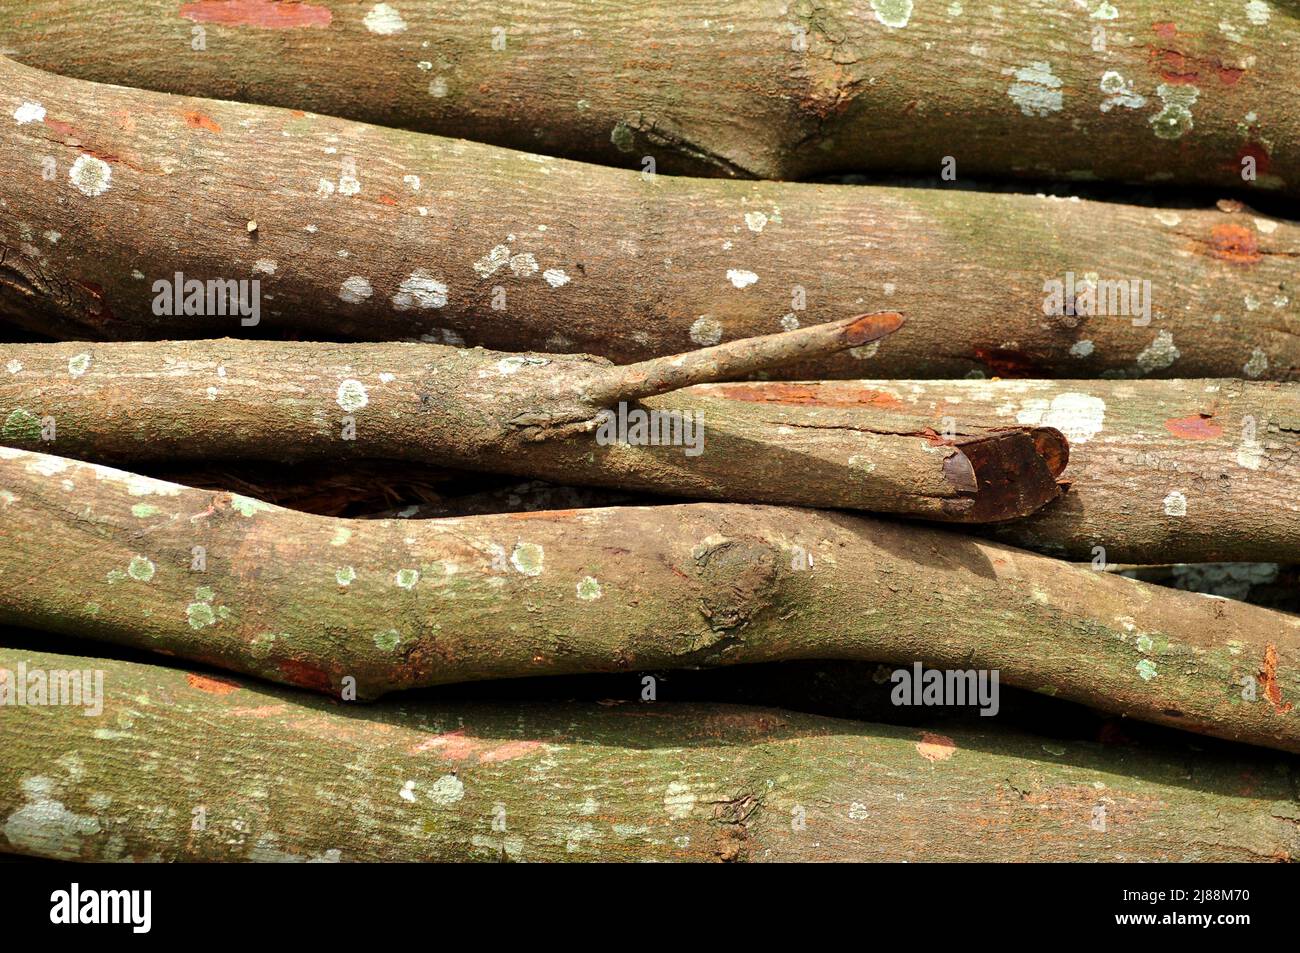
[938,427,1069,523]
[843,311,904,346]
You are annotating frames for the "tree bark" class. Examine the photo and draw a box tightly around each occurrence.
[702,377,1300,563]
[2,648,1297,862]
[0,1,1295,195]
[0,332,1074,524]
[2,447,1298,752]
[1,56,1296,381]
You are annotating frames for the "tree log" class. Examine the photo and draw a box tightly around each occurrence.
[0,332,1074,524]
[1,56,1296,380]
[701,377,1300,563]
[1,648,1297,862]
[0,1,1295,195]
[2,447,1298,752]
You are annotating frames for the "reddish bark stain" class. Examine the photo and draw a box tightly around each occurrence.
[1217,66,1244,86]
[507,509,579,521]
[916,732,956,762]
[377,194,398,206]
[186,673,240,694]
[410,731,542,762]
[478,740,544,763]
[1152,21,1177,39]
[179,0,333,28]
[1208,224,1262,264]
[182,111,223,133]
[713,382,906,410]
[1163,414,1223,440]
[43,117,81,138]
[276,658,334,693]
[974,348,1039,377]
[1260,644,1293,714]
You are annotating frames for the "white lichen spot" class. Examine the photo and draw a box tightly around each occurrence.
[510,541,544,576]
[131,503,160,518]
[663,781,696,819]
[1162,490,1187,517]
[780,313,800,331]
[13,102,45,125]
[395,568,419,589]
[1007,62,1064,117]
[1091,2,1119,19]
[399,780,417,802]
[338,276,373,304]
[336,378,369,413]
[331,527,353,547]
[230,494,273,517]
[253,258,277,276]
[5,360,21,374]
[509,253,539,277]
[363,3,407,35]
[374,629,402,651]
[1245,1,1271,26]
[3,778,101,859]
[67,353,92,377]
[744,210,768,232]
[576,576,603,600]
[187,602,216,629]
[689,316,723,346]
[127,555,155,582]
[1015,393,1106,444]
[1099,71,1146,112]
[1136,658,1158,681]
[1242,347,1268,379]
[473,244,511,278]
[68,154,112,197]
[1150,84,1199,139]
[1069,339,1095,357]
[870,0,913,28]
[1136,330,1180,372]
[1135,634,1154,653]
[391,270,448,310]
[1254,217,1278,234]
[542,268,570,288]
[726,269,758,288]
[849,341,880,360]
[427,774,465,805]
[336,566,356,586]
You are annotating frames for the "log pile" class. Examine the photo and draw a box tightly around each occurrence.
[0,2,1297,864]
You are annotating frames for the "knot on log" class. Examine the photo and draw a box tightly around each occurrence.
[689,535,783,646]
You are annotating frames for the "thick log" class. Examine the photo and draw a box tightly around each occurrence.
[0,1,1295,195]
[2,447,1298,752]
[1,648,1297,862]
[1,57,1296,381]
[700,377,1300,563]
[0,332,1074,524]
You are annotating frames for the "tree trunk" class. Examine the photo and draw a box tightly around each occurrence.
[3,647,1297,862]
[701,377,1300,563]
[0,332,1074,524]
[1,56,1296,381]
[2,447,1298,752]
[0,1,1295,195]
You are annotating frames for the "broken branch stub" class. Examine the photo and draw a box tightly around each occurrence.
[0,332,1071,523]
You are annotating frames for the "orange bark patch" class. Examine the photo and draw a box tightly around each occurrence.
[186,673,240,695]
[179,0,333,28]
[377,194,398,206]
[506,509,579,521]
[713,382,907,410]
[182,111,222,133]
[1208,224,1262,264]
[1163,414,1223,440]
[1260,644,1294,714]
[276,658,334,693]
[410,731,542,763]
[916,732,956,762]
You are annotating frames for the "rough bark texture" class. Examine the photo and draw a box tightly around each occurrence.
[1,56,1297,381]
[2,447,1298,752]
[2,648,1298,862]
[0,1,1296,195]
[699,377,1300,562]
[0,335,1073,523]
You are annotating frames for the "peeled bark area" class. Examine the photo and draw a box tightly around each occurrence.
[1,648,1297,862]
[699,378,1300,563]
[0,337,1069,523]
[2,447,1298,753]
[0,1,1295,194]
[0,56,1296,381]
